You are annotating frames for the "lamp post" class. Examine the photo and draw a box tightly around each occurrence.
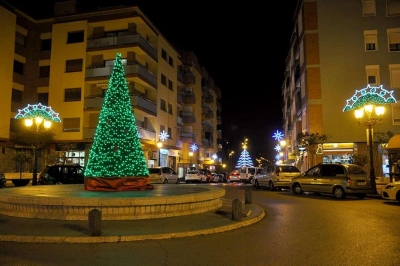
[354,104,385,195]
[229,151,234,169]
[157,141,163,167]
[25,117,52,185]
[189,151,193,168]
[280,140,287,163]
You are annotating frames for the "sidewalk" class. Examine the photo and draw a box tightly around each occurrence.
[0,198,265,243]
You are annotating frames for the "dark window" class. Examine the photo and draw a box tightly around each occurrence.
[9,118,18,132]
[161,49,167,60]
[161,74,166,85]
[390,43,400,51]
[168,103,173,115]
[368,75,376,84]
[168,56,174,67]
[41,39,52,51]
[366,43,376,50]
[15,32,25,46]
[160,99,166,111]
[65,88,81,102]
[13,60,24,75]
[167,127,172,139]
[168,80,173,91]
[38,93,49,106]
[65,59,83,72]
[39,66,50,78]
[67,31,84,44]
[11,89,22,103]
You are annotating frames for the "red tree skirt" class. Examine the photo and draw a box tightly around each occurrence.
[84,177,154,191]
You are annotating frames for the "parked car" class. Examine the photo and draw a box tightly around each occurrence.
[228,169,241,182]
[185,170,206,183]
[290,163,371,199]
[381,181,400,203]
[148,167,179,184]
[216,172,229,182]
[239,166,263,183]
[0,172,6,188]
[210,173,221,183]
[38,163,85,185]
[253,164,301,190]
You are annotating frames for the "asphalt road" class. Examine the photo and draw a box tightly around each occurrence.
[1,183,399,266]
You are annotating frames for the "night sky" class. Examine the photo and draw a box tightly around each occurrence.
[5,0,299,163]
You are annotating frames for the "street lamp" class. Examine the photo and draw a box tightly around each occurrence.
[280,140,287,163]
[25,117,52,185]
[157,141,163,166]
[229,151,234,169]
[189,151,193,167]
[355,104,385,195]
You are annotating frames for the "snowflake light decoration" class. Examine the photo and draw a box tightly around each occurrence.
[272,130,284,141]
[137,131,142,139]
[158,130,169,141]
[343,84,397,112]
[275,154,281,160]
[212,154,218,160]
[15,103,61,122]
[190,143,198,152]
[274,144,282,152]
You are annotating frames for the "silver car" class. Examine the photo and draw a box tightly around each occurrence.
[290,163,371,199]
[254,164,300,190]
[148,167,179,184]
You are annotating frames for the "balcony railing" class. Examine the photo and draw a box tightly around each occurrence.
[85,63,157,88]
[87,34,157,60]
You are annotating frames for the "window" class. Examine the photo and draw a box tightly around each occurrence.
[161,74,166,86]
[387,0,400,16]
[168,56,174,67]
[389,64,400,88]
[160,99,166,111]
[363,0,376,16]
[41,39,51,51]
[63,118,80,132]
[168,103,173,115]
[65,59,83,72]
[160,125,165,134]
[168,79,173,91]
[388,28,400,51]
[167,127,172,139]
[364,30,378,51]
[13,60,24,75]
[65,88,82,102]
[38,93,49,106]
[365,65,380,85]
[15,32,25,46]
[161,49,167,60]
[11,89,22,103]
[67,30,84,44]
[392,104,400,125]
[39,66,50,78]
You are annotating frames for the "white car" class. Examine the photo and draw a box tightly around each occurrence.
[381,181,400,203]
[185,170,205,183]
[148,167,180,184]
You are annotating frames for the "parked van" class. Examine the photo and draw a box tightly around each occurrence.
[239,166,263,183]
[253,164,301,190]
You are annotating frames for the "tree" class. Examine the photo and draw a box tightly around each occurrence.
[84,52,152,191]
[295,131,329,166]
[374,130,395,147]
[235,150,254,168]
[14,120,55,150]
[348,153,369,167]
[11,151,32,178]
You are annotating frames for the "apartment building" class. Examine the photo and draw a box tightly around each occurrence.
[282,0,400,176]
[0,1,222,177]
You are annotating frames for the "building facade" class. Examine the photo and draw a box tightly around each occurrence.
[0,1,223,177]
[282,0,400,176]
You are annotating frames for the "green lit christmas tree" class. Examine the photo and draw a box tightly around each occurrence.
[84,52,152,191]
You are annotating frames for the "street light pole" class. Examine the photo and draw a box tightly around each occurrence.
[157,141,163,167]
[355,104,384,195]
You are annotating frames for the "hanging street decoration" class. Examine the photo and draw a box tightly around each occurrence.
[235,149,254,168]
[15,103,61,122]
[274,144,282,152]
[190,143,198,152]
[158,130,169,141]
[212,154,218,160]
[343,84,397,112]
[272,130,284,141]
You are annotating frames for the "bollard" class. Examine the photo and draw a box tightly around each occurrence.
[232,199,242,221]
[245,189,252,204]
[89,209,102,236]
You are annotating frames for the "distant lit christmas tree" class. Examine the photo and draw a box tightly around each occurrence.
[235,150,254,168]
[84,52,152,191]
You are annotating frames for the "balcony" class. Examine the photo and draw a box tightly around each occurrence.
[181,111,196,123]
[202,139,213,148]
[182,91,196,104]
[87,34,157,61]
[84,94,157,116]
[177,116,183,127]
[85,63,157,88]
[202,120,213,131]
[180,131,195,143]
[182,71,196,84]
[202,94,214,104]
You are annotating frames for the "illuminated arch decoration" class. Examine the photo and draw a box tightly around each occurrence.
[343,84,397,112]
[15,103,61,122]
[272,130,284,141]
[190,143,198,152]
